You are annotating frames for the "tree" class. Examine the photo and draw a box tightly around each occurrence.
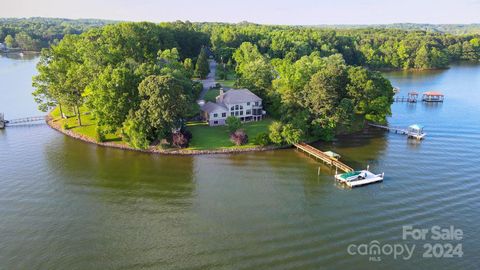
[254,132,270,146]
[15,32,39,51]
[414,45,430,69]
[136,74,189,140]
[281,124,303,144]
[225,116,241,133]
[4,34,15,48]
[194,47,210,79]
[183,58,194,78]
[84,66,137,132]
[268,121,284,145]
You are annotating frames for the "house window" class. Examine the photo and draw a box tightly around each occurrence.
[247,102,250,106]
[235,105,239,110]
[213,121,218,125]
[246,110,251,115]
[240,111,243,116]
[231,112,234,116]
[222,113,226,117]
[231,106,234,111]
[240,105,243,110]
[213,113,218,118]
[255,101,259,106]
[235,111,239,116]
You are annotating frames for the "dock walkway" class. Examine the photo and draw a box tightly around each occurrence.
[0,114,46,128]
[293,142,353,172]
[368,123,409,134]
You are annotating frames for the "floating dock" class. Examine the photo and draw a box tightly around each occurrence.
[335,169,384,188]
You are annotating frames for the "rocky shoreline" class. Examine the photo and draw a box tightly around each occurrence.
[47,117,289,155]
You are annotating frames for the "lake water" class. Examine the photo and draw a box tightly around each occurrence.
[1,54,479,269]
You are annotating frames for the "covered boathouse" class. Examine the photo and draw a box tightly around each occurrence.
[422,91,444,102]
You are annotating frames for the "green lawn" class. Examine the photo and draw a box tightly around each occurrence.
[50,106,273,150]
[204,88,220,102]
[50,107,123,143]
[216,71,236,88]
[186,118,273,150]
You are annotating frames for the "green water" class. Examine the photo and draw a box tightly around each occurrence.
[1,54,479,269]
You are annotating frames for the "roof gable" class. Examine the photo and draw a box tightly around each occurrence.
[219,89,262,104]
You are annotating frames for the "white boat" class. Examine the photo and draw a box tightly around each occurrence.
[335,169,384,188]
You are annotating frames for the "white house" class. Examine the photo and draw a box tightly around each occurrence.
[201,89,265,126]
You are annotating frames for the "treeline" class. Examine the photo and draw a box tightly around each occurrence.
[0,17,114,51]
[198,23,480,70]
[33,20,480,148]
[33,22,209,149]
[317,23,480,35]
[231,42,393,141]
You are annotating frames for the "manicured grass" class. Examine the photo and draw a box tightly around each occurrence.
[216,71,236,88]
[204,88,220,102]
[50,107,122,143]
[217,79,236,88]
[50,107,274,151]
[186,118,273,150]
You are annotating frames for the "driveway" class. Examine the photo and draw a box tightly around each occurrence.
[197,60,217,102]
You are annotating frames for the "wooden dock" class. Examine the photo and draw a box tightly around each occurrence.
[394,96,417,103]
[293,142,354,172]
[0,113,46,128]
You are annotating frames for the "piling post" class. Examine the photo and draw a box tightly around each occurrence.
[318,167,321,176]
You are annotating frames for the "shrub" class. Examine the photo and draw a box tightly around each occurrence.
[171,128,192,148]
[281,124,303,144]
[268,121,284,145]
[62,122,69,130]
[254,132,271,146]
[230,129,248,146]
[95,126,106,142]
[226,116,241,133]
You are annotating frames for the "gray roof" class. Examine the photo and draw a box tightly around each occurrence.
[201,101,227,113]
[219,89,261,104]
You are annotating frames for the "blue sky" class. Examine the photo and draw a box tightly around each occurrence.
[2,0,480,24]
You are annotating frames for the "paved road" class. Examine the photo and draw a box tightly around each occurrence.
[197,60,217,101]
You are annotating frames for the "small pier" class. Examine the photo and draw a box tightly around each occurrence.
[0,113,46,128]
[294,142,354,172]
[369,123,426,139]
[394,91,419,103]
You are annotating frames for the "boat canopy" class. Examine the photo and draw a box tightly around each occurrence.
[324,151,341,159]
[408,124,424,131]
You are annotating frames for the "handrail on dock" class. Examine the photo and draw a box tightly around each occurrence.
[0,114,47,128]
[293,142,354,172]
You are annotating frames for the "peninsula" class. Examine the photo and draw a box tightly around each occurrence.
[29,21,479,153]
